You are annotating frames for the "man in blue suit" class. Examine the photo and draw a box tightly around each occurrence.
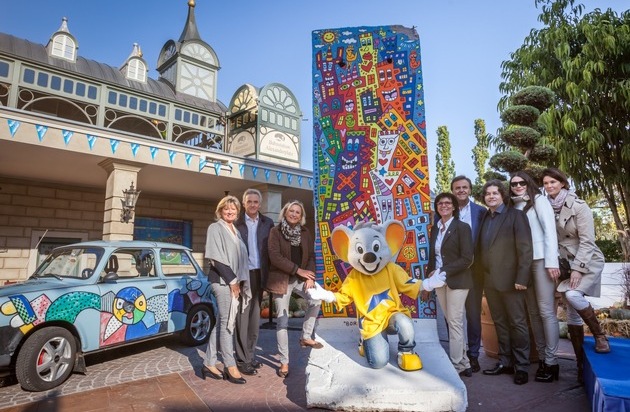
[451,175,485,372]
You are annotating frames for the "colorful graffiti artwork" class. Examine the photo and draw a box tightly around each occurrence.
[312,25,434,318]
[0,279,205,347]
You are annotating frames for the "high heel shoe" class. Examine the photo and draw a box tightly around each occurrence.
[224,367,246,384]
[200,365,223,380]
[277,363,289,378]
[534,362,560,383]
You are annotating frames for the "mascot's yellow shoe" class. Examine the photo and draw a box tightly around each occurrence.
[397,352,423,371]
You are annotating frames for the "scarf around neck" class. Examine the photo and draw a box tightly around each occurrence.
[280,218,302,246]
[548,188,569,213]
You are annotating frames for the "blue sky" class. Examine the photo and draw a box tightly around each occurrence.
[2,0,623,188]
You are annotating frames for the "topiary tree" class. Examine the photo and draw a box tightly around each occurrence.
[489,85,558,182]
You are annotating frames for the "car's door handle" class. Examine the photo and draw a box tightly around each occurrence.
[153,284,166,289]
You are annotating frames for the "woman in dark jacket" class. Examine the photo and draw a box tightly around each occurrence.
[267,200,322,378]
[428,192,474,377]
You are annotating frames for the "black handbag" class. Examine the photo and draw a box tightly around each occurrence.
[558,258,572,281]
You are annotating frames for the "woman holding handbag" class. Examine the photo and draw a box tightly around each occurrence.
[541,167,610,384]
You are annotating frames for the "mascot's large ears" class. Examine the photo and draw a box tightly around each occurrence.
[383,220,405,255]
[331,225,352,262]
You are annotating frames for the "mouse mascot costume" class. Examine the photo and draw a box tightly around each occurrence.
[308,221,445,371]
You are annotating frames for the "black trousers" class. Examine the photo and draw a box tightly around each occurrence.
[235,269,262,364]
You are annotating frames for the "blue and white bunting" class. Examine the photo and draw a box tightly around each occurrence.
[297,176,303,186]
[110,139,119,154]
[252,167,258,178]
[168,150,176,164]
[86,134,97,150]
[7,119,20,136]
[35,125,47,142]
[264,169,270,181]
[276,171,282,182]
[62,130,73,145]
[185,153,193,166]
[308,178,313,188]
[199,157,207,171]
[287,173,293,184]
[131,143,140,157]
[213,161,221,175]
[239,164,245,177]
[150,146,158,160]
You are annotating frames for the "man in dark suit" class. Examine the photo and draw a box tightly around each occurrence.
[451,175,486,372]
[476,180,533,385]
[235,188,275,375]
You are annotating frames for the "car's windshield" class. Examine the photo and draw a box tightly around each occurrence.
[32,247,104,280]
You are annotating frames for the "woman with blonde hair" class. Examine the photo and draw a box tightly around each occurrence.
[267,200,322,378]
[203,195,250,384]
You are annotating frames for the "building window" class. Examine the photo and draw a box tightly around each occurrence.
[0,61,10,78]
[50,76,61,90]
[75,82,85,96]
[37,72,48,87]
[51,34,76,61]
[63,79,73,93]
[126,59,147,83]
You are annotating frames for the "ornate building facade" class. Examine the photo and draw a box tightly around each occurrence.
[0,1,312,282]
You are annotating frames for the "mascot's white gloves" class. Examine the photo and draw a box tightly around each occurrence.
[308,282,336,303]
[422,271,446,292]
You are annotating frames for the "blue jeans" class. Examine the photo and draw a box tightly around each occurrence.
[363,313,415,369]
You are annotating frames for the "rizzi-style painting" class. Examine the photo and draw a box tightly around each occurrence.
[312,25,434,319]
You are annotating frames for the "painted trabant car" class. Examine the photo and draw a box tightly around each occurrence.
[0,241,216,392]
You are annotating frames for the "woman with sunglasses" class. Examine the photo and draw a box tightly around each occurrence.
[508,171,560,383]
[541,167,610,384]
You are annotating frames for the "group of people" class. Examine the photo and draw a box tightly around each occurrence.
[429,169,610,386]
[202,189,322,384]
[201,167,611,386]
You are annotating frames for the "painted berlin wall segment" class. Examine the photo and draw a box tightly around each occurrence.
[312,25,434,319]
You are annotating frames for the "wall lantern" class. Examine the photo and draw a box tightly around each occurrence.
[120,182,141,223]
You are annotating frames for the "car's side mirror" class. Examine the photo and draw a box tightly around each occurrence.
[102,271,119,282]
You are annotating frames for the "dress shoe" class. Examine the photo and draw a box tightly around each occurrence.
[223,367,246,384]
[459,368,473,377]
[469,356,480,373]
[277,363,289,378]
[251,359,262,369]
[535,363,559,383]
[482,363,514,375]
[514,370,529,385]
[237,362,258,376]
[299,338,324,349]
[200,365,223,380]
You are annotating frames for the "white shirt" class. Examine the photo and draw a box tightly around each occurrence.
[245,214,260,270]
[435,216,454,272]
[459,201,472,228]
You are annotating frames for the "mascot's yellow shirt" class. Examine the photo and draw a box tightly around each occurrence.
[333,262,421,340]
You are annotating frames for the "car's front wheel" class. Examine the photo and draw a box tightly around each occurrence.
[16,326,76,392]
[182,305,214,346]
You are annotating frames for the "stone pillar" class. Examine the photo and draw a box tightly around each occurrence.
[255,184,283,224]
[99,159,143,241]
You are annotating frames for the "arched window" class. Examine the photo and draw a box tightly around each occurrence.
[51,34,76,61]
[126,59,147,83]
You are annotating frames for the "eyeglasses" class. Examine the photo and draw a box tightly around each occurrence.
[510,181,527,188]
[436,201,453,206]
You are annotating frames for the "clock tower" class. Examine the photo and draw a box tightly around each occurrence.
[157,0,219,102]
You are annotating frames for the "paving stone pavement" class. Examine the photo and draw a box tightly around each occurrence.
[0,318,592,412]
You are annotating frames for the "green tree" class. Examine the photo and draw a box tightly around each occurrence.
[489,86,558,182]
[472,119,490,187]
[499,0,630,253]
[435,125,455,193]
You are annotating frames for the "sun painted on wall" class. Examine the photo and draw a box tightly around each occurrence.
[312,25,434,319]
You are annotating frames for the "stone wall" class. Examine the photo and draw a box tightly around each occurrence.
[0,177,214,283]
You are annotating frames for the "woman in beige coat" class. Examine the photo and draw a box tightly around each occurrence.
[541,168,610,384]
